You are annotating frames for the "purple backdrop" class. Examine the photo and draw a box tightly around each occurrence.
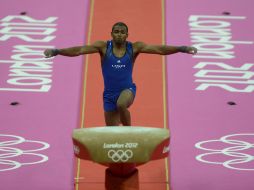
[0,0,89,189]
[166,0,254,190]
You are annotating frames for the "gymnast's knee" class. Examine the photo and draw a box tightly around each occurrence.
[116,102,128,112]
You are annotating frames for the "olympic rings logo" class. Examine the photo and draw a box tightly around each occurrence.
[0,134,50,172]
[195,133,254,171]
[107,149,133,162]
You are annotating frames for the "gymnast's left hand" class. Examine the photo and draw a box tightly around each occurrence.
[186,46,198,55]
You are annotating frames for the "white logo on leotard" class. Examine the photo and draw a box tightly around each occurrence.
[112,64,125,69]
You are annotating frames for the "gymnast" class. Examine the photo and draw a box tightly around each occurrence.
[44,22,197,126]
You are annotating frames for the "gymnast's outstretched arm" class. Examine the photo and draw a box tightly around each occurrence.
[133,41,197,55]
[44,41,106,58]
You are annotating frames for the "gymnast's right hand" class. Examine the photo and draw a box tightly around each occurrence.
[44,49,59,58]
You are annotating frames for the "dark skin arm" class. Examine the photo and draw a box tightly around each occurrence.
[132,41,197,56]
[43,41,106,58]
[44,41,197,58]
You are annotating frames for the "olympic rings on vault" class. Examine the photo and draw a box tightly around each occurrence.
[107,149,133,162]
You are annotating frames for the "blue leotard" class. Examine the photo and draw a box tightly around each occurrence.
[102,40,136,112]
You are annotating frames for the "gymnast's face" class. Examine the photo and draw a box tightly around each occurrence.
[111,25,128,44]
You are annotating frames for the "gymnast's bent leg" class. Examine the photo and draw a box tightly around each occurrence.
[116,89,135,126]
[104,111,120,126]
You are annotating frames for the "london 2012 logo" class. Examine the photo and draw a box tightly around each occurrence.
[107,149,133,162]
[195,133,254,171]
[0,134,50,172]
